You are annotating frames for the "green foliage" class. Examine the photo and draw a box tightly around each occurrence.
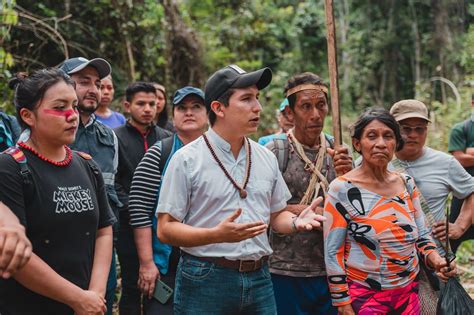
[457,240,474,265]
[5,0,166,102]
[458,24,474,73]
[1,0,473,128]
[0,0,17,112]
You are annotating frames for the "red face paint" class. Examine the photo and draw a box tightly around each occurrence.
[43,108,77,120]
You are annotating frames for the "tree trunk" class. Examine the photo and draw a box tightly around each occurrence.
[111,0,136,81]
[378,0,395,105]
[432,0,463,83]
[159,0,204,90]
[125,36,136,81]
[409,0,421,97]
[65,0,70,15]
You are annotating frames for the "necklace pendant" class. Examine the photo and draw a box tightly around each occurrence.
[239,189,247,199]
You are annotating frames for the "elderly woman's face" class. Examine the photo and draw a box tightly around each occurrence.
[353,119,397,166]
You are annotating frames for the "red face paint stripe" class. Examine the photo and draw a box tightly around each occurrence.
[43,109,77,119]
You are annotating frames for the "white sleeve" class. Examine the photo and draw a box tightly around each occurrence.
[156,152,192,221]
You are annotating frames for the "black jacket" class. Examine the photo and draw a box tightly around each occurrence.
[114,121,173,212]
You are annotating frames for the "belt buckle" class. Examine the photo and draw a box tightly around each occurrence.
[239,260,257,272]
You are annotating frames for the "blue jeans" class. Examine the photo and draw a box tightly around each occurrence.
[105,250,117,315]
[174,255,276,315]
[271,274,336,315]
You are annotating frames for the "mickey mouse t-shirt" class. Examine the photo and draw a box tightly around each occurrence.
[0,148,116,314]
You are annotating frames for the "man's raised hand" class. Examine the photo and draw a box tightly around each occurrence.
[294,197,327,231]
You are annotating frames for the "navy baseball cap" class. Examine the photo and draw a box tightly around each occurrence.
[59,57,111,79]
[172,86,205,106]
[204,64,272,109]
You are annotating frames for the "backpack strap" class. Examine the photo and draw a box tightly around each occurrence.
[3,146,35,200]
[273,137,290,173]
[158,136,174,174]
[273,133,333,174]
[324,133,335,149]
[3,146,31,186]
[157,127,172,141]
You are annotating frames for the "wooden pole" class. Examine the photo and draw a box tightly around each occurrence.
[324,0,342,146]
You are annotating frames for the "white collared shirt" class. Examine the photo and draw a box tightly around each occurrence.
[157,128,291,260]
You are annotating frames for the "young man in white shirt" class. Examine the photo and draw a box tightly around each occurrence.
[157,65,325,314]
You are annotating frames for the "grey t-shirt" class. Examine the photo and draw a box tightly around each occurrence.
[390,147,474,223]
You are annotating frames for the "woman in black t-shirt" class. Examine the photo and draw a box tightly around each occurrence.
[0,68,116,315]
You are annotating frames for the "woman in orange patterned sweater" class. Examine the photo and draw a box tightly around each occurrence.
[323,108,456,315]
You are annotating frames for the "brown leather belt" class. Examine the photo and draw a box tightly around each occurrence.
[187,254,269,272]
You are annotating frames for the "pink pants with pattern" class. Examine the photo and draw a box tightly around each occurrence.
[349,280,420,315]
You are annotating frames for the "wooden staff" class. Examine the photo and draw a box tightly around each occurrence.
[324,0,342,146]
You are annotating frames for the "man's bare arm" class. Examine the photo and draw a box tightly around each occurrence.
[433,193,473,241]
[157,209,267,247]
[133,227,159,298]
[285,204,324,216]
[284,204,308,215]
[459,193,474,227]
[452,149,474,168]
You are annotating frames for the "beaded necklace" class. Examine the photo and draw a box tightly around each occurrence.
[202,134,251,199]
[18,142,73,167]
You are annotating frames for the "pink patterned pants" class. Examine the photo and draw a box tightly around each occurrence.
[349,281,420,315]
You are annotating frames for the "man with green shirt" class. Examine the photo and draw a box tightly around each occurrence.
[448,98,474,252]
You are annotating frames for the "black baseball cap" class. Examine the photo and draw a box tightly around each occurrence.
[204,64,272,109]
[172,86,205,106]
[59,57,111,79]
